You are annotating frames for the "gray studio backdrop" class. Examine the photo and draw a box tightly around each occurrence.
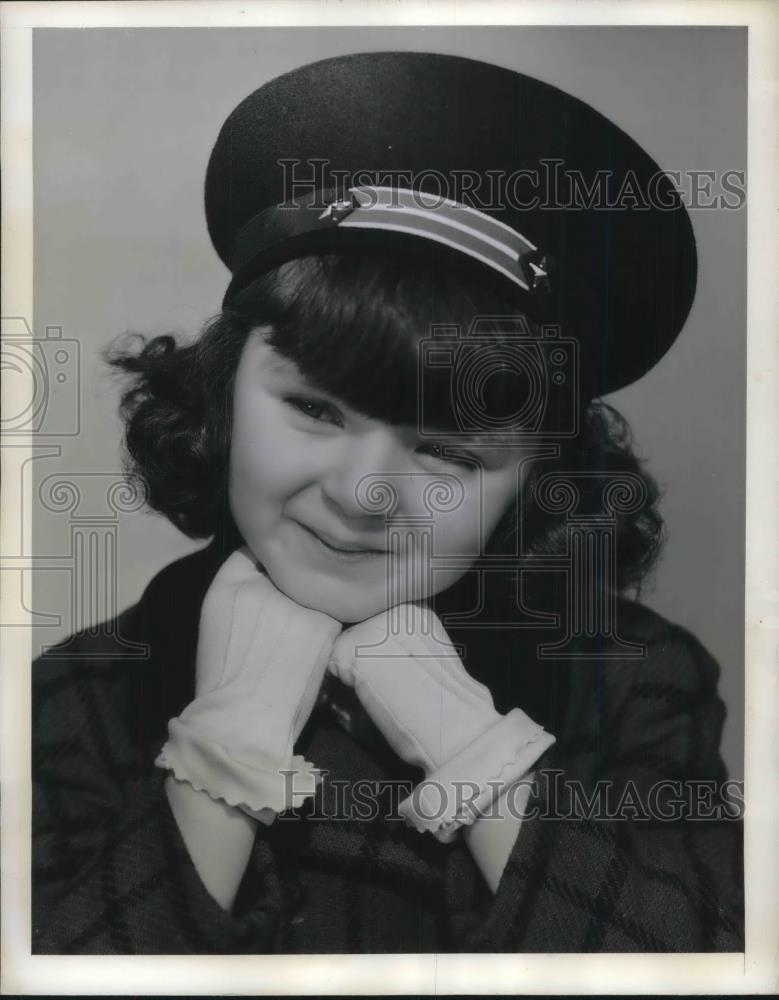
[30,26,746,780]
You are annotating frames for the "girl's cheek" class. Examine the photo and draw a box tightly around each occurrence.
[425,509,478,561]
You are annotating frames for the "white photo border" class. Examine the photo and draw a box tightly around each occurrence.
[2,0,777,994]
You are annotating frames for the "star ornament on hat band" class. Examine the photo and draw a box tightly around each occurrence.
[317,186,552,296]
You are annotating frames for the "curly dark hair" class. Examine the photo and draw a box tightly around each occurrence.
[107,252,664,600]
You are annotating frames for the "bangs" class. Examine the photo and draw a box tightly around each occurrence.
[231,251,542,433]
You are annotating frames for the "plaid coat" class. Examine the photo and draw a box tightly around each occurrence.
[32,542,744,954]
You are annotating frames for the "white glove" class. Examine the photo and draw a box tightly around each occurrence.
[329,603,555,842]
[156,547,341,824]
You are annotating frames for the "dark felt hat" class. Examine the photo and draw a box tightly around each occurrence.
[205,51,696,397]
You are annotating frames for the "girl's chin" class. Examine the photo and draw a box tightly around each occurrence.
[260,566,385,622]
[289,595,388,625]
[267,568,430,624]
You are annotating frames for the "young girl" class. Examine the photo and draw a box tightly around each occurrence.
[32,51,743,954]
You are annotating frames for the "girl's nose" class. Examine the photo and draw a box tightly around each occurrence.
[319,428,408,521]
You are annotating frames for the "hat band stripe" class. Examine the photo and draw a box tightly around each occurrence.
[349,185,538,259]
[339,217,531,291]
[343,195,526,266]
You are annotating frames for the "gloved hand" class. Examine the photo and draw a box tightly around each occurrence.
[328,603,555,841]
[156,546,341,824]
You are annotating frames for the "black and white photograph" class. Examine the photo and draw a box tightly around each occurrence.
[2,1,777,994]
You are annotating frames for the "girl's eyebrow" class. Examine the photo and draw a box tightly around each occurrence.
[261,351,300,377]
[263,352,350,404]
[262,353,322,389]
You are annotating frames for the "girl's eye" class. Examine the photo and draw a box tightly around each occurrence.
[285,396,343,427]
[417,443,478,470]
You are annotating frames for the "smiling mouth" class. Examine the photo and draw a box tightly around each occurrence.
[296,522,387,558]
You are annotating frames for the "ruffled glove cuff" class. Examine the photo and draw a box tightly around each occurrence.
[397,707,555,843]
[155,717,322,825]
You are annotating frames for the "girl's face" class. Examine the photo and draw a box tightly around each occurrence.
[229,330,530,623]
